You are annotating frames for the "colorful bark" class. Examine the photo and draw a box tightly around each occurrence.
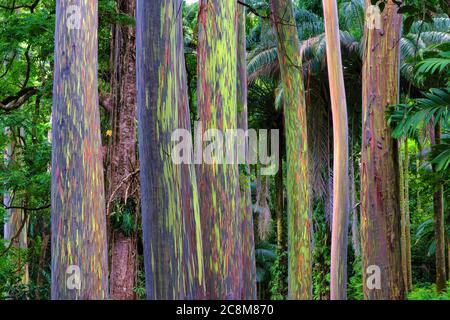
[197,0,241,299]
[51,0,108,299]
[237,5,257,300]
[270,0,312,300]
[108,0,138,300]
[360,0,405,299]
[323,0,350,300]
[136,0,205,299]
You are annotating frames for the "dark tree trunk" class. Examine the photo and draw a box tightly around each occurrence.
[136,0,205,299]
[237,5,257,300]
[108,0,138,300]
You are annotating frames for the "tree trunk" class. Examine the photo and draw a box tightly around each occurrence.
[237,5,257,300]
[399,139,408,290]
[136,0,205,299]
[431,120,446,292]
[108,0,138,300]
[270,0,312,299]
[323,0,350,300]
[350,155,361,257]
[404,139,412,290]
[51,0,108,299]
[360,0,405,300]
[197,0,241,299]
[275,162,284,250]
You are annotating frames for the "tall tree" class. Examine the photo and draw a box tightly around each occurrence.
[270,0,312,299]
[237,5,257,300]
[431,120,446,292]
[107,0,138,300]
[3,128,29,285]
[197,0,241,299]
[51,0,108,299]
[360,0,405,299]
[323,0,350,300]
[136,0,205,299]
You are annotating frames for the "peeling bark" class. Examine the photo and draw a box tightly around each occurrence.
[360,0,405,300]
[270,0,312,300]
[108,0,138,300]
[51,0,108,299]
[197,0,241,299]
[137,0,205,299]
[237,5,256,300]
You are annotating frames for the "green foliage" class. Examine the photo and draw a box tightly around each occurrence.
[408,282,450,300]
[269,250,288,300]
[110,199,137,236]
[312,202,330,300]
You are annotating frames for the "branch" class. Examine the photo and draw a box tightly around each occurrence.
[238,1,270,19]
[0,87,38,111]
[2,203,50,212]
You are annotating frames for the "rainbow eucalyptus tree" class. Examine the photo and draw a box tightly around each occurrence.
[197,0,241,299]
[237,5,257,300]
[270,0,312,299]
[107,0,138,300]
[51,0,108,299]
[323,0,350,300]
[136,0,205,299]
[360,0,405,299]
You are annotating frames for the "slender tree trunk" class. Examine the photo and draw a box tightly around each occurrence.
[404,139,412,290]
[323,0,350,300]
[275,163,284,250]
[108,0,138,300]
[136,0,205,299]
[51,0,108,299]
[350,155,361,257]
[431,120,446,292]
[399,139,408,290]
[197,0,241,299]
[237,5,257,300]
[270,0,311,299]
[360,0,405,300]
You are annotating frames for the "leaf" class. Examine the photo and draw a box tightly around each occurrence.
[404,16,415,35]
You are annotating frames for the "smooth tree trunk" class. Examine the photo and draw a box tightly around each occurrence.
[197,0,241,299]
[399,139,408,290]
[237,5,257,300]
[3,128,29,285]
[323,0,350,300]
[431,120,446,292]
[404,140,412,290]
[322,0,351,300]
[360,0,405,300]
[108,0,138,300]
[270,0,312,299]
[136,0,205,299]
[51,0,108,299]
[399,138,412,291]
